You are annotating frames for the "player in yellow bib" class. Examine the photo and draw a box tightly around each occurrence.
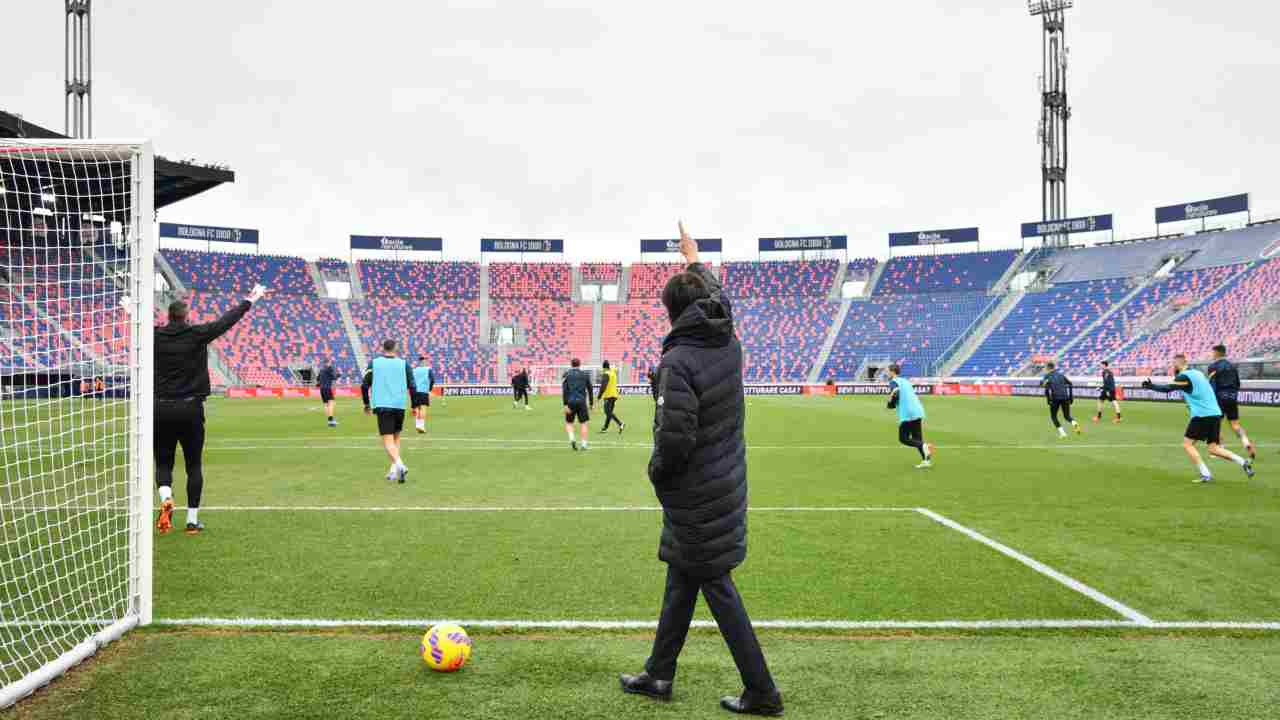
[598,360,626,434]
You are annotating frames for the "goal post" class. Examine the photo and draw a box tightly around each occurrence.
[0,139,154,708]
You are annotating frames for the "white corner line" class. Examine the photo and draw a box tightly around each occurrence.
[914,507,1155,626]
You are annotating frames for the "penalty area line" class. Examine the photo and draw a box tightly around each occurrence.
[916,508,1154,625]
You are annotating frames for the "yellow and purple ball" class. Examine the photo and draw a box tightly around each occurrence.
[420,624,472,672]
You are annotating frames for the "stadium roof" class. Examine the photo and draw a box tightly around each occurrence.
[0,109,233,209]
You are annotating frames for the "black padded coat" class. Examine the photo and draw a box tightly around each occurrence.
[648,263,748,578]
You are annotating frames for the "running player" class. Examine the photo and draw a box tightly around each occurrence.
[1041,361,1081,438]
[886,363,933,468]
[562,359,595,451]
[598,360,625,434]
[1093,360,1121,424]
[1143,353,1254,483]
[411,356,436,434]
[361,339,417,483]
[1207,344,1256,459]
[317,360,338,428]
[512,368,531,410]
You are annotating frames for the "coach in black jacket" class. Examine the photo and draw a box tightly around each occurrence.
[619,225,782,717]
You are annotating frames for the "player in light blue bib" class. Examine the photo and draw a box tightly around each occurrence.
[1143,353,1254,484]
[886,363,933,469]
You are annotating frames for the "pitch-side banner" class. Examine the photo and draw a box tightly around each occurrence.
[1020,214,1112,239]
[1155,193,1249,224]
[640,238,724,253]
[758,236,848,252]
[887,228,978,248]
[349,235,442,252]
[159,222,259,245]
[481,239,564,253]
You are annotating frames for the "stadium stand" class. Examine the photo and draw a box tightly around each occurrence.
[601,298,665,378]
[491,299,592,373]
[1115,257,1280,370]
[348,299,493,384]
[316,257,350,278]
[956,278,1132,376]
[723,260,838,298]
[875,250,1017,295]
[1058,265,1241,372]
[628,262,717,298]
[822,292,995,378]
[579,262,621,284]
[844,257,880,281]
[163,249,315,295]
[181,291,357,385]
[737,298,839,381]
[489,263,571,299]
[357,260,480,299]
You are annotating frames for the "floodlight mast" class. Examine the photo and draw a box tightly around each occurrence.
[1029,0,1073,247]
[65,0,92,138]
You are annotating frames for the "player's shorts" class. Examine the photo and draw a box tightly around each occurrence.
[374,408,405,436]
[1099,388,1116,402]
[412,392,431,409]
[1184,415,1223,444]
[1218,398,1240,421]
[320,387,335,403]
[564,401,590,424]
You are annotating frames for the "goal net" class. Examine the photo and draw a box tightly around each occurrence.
[529,364,604,391]
[0,140,153,707]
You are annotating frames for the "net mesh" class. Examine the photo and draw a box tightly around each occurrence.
[0,141,148,704]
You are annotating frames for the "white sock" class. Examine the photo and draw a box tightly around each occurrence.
[567,429,574,441]
[186,508,198,525]
[1237,429,1251,447]
[1197,461,1211,477]
[1219,451,1245,467]
[158,486,173,503]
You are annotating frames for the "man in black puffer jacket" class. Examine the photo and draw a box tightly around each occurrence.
[619,224,782,717]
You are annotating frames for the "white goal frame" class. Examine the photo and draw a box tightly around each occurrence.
[529,364,604,390]
[0,139,153,708]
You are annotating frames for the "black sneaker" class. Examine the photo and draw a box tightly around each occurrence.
[1244,460,1255,479]
[619,423,625,435]
[184,522,205,535]
[571,440,579,451]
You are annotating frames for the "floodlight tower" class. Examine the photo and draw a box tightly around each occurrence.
[1029,0,1072,246]
[65,0,92,137]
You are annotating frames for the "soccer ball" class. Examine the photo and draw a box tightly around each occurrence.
[420,624,472,672]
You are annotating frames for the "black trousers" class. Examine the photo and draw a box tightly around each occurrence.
[1049,399,1074,428]
[898,419,926,459]
[645,565,776,695]
[154,398,206,508]
[601,397,623,429]
[513,387,529,404]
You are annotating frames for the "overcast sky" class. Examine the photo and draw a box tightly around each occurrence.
[5,1,1278,261]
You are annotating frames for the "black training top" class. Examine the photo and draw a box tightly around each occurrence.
[1101,368,1115,391]
[154,300,251,400]
[1206,358,1240,400]
[1040,370,1074,401]
[562,368,594,406]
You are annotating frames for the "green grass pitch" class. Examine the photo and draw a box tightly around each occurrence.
[8,394,1280,718]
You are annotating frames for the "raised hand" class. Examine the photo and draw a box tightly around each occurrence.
[246,284,268,303]
[678,220,699,265]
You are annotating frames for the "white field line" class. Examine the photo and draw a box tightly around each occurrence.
[2,505,919,513]
[147,618,1280,631]
[915,508,1154,625]
[201,441,1188,452]
[7,619,1278,631]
